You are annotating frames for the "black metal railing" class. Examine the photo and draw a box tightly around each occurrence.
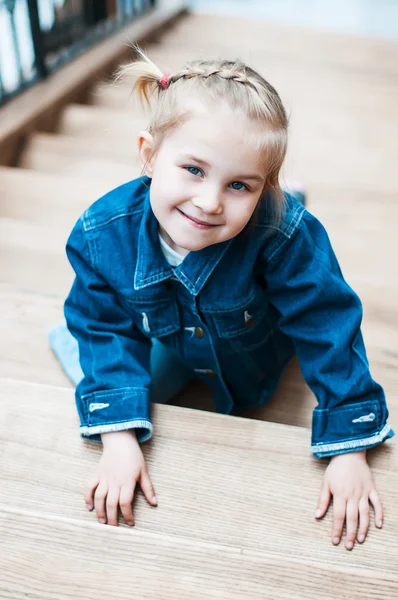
[0,0,157,105]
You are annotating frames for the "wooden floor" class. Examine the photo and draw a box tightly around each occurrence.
[1,10,398,599]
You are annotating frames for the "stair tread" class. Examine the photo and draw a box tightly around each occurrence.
[2,511,397,600]
[57,103,148,138]
[0,166,123,222]
[23,132,140,162]
[0,218,73,296]
[160,13,398,78]
[20,134,141,180]
[1,376,397,586]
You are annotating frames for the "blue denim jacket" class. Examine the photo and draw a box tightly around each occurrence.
[64,176,394,458]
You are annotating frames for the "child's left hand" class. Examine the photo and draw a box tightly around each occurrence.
[315,449,383,550]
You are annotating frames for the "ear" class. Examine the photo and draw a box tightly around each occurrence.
[137,130,155,177]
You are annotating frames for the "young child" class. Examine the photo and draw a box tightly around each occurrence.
[50,47,394,550]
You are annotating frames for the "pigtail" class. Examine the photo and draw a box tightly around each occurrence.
[115,45,165,108]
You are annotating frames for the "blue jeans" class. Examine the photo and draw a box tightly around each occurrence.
[49,323,194,404]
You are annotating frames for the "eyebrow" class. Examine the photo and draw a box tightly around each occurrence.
[180,154,265,183]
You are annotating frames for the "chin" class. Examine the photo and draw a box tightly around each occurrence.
[178,240,205,252]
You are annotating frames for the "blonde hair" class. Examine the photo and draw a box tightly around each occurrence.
[117,46,289,224]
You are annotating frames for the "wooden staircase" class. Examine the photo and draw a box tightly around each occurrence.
[1,10,398,598]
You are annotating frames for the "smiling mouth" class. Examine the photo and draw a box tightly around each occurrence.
[177,208,220,228]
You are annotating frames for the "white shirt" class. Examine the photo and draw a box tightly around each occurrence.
[158,234,186,267]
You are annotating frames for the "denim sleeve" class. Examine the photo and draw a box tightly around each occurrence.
[264,210,394,458]
[64,219,153,444]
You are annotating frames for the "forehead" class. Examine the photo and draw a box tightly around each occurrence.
[163,101,267,169]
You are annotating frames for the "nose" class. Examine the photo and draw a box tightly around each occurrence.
[191,187,223,215]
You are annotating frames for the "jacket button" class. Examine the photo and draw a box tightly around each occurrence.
[245,316,256,327]
[205,370,216,378]
[195,327,204,338]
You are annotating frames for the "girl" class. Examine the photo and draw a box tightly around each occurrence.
[50,47,394,550]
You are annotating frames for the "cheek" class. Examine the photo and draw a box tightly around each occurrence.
[227,199,258,226]
[151,169,184,204]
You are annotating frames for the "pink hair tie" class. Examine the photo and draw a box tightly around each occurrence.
[159,73,172,90]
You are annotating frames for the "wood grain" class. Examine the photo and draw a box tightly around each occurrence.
[2,509,397,600]
[0,379,397,580]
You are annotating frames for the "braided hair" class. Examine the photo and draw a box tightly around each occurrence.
[117,46,289,224]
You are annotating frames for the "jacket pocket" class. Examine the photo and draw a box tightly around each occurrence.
[210,293,273,351]
[124,296,181,339]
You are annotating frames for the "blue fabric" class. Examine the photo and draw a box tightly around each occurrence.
[49,321,193,443]
[49,321,193,397]
[56,176,394,456]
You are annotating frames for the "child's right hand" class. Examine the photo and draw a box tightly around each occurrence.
[84,429,157,526]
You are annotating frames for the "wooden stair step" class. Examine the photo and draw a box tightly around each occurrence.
[0,286,70,388]
[56,103,147,138]
[0,166,121,223]
[0,218,73,297]
[4,509,397,600]
[0,378,397,595]
[159,13,398,78]
[22,132,141,166]
[20,133,141,180]
[89,79,138,109]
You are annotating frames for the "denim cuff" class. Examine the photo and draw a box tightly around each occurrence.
[78,387,153,444]
[311,399,395,458]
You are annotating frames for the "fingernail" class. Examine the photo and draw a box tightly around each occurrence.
[152,496,157,505]
[358,534,365,543]
[377,520,383,528]
[86,504,92,511]
[346,541,353,550]
[315,509,322,518]
[333,537,340,545]
[99,518,106,524]
[127,521,134,527]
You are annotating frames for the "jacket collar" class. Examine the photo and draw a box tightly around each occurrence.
[134,187,233,296]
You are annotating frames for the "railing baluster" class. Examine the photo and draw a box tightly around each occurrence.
[0,63,4,102]
[116,0,125,22]
[125,0,133,17]
[0,0,159,105]
[6,0,24,87]
[27,0,47,77]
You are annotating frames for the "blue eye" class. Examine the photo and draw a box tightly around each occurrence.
[230,181,247,191]
[186,166,202,176]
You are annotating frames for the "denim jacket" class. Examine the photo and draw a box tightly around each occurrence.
[64,176,394,458]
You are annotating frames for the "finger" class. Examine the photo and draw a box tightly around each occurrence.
[357,496,370,543]
[83,474,100,510]
[345,499,359,550]
[94,481,108,524]
[140,467,157,506]
[119,483,136,526]
[369,489,384,528]
[315,480,331,519]
[106,486,120,527]
[332,497,346,546]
